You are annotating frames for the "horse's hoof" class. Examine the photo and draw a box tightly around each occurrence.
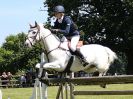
[100,84,106,88]
[36,63,41,68]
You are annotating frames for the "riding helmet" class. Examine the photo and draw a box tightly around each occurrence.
[54,5,65,13]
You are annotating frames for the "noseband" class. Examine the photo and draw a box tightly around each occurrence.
[26,28,41,46]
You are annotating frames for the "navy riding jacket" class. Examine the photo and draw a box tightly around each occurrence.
[53,16,80,37]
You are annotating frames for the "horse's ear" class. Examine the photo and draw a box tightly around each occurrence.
[35,21,40,30]
[29,24,33,28]
[35,21,38,27]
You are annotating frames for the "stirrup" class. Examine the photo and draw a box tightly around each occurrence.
[81,59,89,66]
[83,62,89,67]
[78,57,89,66]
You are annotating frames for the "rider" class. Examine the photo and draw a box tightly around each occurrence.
[51,5,86,63]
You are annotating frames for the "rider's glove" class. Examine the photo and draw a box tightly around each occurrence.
[50,29,59,34]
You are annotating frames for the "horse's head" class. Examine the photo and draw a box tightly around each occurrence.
[25,22,51,47]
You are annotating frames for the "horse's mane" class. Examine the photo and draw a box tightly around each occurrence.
[38,23,63,42]
[44,28,62,42]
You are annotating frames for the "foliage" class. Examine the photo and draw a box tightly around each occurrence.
[0,48,13,71]
[0,33,42,74]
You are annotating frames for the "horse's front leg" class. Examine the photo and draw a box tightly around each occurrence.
[44,61,61,69]
[36,61,63,71]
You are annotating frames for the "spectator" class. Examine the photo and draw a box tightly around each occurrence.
[7,72,12,80]
[1,72,8,88]
[20,74,26,87]
[7,72,13,86]
[25,72,32,87]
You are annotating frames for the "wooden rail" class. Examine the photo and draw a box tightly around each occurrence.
[73,90,133,95]
[41,75,133,85]
[0,80,20,88]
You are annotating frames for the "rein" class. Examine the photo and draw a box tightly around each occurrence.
[41,33,69,55]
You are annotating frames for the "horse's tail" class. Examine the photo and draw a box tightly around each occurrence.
[105,47,118,64]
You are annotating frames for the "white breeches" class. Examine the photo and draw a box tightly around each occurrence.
[69,35,80,52]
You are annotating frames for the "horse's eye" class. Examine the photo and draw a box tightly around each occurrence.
[32,31,36,34]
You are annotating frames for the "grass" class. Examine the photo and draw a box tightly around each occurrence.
[1,84,133,99]
[1,88,32,99]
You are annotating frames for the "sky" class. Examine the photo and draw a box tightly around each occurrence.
[0,0,48,46]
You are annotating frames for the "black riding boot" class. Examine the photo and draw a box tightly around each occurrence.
[74,50,89,66]
[69,49,75,55]
[70,49,84,58]
[74,50,84,59]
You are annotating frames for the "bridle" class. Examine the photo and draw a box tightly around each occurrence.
[26,29,41,46]
[26,27,70,59]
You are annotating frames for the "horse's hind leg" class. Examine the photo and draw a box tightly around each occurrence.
[99,71,107,88]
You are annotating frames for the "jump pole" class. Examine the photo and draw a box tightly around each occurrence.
[30,52,48,99]
[40,52,48,99]
[0,89,2,99]
[70,72,75,99]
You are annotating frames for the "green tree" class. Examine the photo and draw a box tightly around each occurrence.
[0,48,13,71]
[0,33,42,74]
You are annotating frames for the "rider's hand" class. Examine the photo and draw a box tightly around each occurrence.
[51,29,59,33]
